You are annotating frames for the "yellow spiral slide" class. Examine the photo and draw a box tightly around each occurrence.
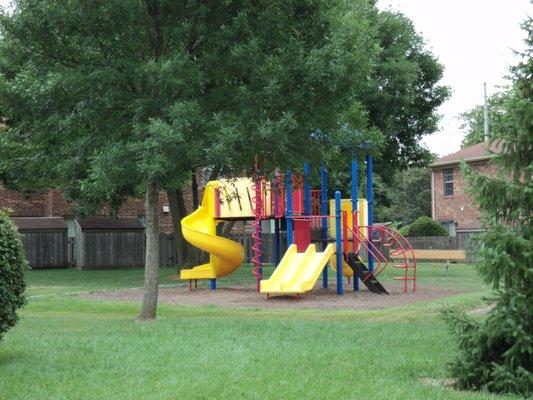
[180,182,245,280]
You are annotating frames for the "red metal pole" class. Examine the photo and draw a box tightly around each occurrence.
[342,211,348,254]
[353,211,359,253]
[251,157,263,292]
[214,187,221,218]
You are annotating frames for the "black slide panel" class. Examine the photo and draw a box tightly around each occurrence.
[345,253,389,295]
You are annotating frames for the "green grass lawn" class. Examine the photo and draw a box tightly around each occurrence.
[0,264,516,400]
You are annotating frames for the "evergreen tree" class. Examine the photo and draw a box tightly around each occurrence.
[442,19,532,396]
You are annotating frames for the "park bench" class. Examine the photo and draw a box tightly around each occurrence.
[411,249,467,272]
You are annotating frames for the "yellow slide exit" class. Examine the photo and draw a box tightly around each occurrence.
[180,182,244,280]
[260,243,336,295]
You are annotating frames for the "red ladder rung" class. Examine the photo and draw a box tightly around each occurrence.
[389,251,406,257]
[393,263,409,268]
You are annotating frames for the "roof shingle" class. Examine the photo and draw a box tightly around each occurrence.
[432,140,502,167]
[76,217,144,231]
[12,217,67,231]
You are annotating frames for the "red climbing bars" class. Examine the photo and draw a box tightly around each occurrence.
[342,211,417,293]
[252,162,264,292]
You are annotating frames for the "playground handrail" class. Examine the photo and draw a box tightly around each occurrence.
[342,218,387,281]
[340,211,417,292]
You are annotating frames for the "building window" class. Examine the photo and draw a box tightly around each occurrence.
[443,168,454,196]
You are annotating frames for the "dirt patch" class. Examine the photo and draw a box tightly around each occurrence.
[80,282,457,311]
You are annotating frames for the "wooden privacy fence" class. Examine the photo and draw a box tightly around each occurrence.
[79,231,146,268]
[20,230,69,268]
[403,234,480,263]
[158,233,289,266]
[18,231,480,269]
[226,233,288,264]
[79,233,182,268]
[222,233,479,264]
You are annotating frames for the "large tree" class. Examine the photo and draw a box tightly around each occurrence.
[364,11,449,176]
[443,19,532,397]
[324,9,449,192]
[165,6,450,255]
[374,166,432,225]
[0,0,378,320]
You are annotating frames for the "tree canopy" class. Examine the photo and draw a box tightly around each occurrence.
[0,1,376,203]
[0,0,448,319]
[459,89,511,148]
[364,11,448,175]
[374,166,433,225]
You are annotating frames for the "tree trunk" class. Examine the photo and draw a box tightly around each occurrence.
[221,220,236,237]
[207,165,222,183]
[167,188,191,267]
[138,180,160,321]
[191,168,199,209]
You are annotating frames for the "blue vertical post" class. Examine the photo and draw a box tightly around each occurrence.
[304,162,311,216]
[210,279,216,291]
[366,154,374,273]
[335,191,344,295]
[351,157,360,292]
[286,170,294,247]
[320,164,329,288]
[274,218,281,266]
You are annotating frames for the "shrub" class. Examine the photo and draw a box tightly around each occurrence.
[0,209,27,342]
[398,216,448,237]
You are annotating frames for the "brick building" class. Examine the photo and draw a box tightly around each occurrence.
[0,184,172,234]
[0,171,208,236]
[430,141,501,236]
[0,167,253,237]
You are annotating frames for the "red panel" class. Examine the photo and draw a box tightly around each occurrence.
[272,174,285,218]
[294,219,311,252]
[292,189,303,215]
[311,190,321,215]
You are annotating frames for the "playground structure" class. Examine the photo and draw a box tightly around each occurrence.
[179,156,417,296]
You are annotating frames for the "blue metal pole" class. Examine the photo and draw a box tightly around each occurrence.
[335,191,344,295]
[366,154,374,273]
[286,170,294,247]
[351,158,360,292]
[304,162,311,216]
[321,164,329,288]
[210,279,216,291]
